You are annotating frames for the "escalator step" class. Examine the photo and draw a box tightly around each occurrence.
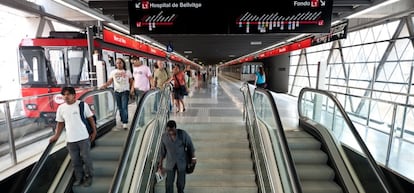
[285,130,314,138]
[72,177,112,193]
[93,161,118,176]
[154,186,257,193]
[287,137,321,150]
[296,164,336,180]
[95,131,128,146]
[291,150,328,164]
[91,146,122,160]
[301,181,343,193]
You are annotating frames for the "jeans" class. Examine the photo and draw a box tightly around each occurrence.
[153,91,161,112]
[133,90,147,126]
[67,139,93,181]
[134,90,145,105]
[165,164,186,193]
[115,91,129,124]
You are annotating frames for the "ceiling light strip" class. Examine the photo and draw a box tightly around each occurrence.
[346,0,400,19]
[53,0,104,21]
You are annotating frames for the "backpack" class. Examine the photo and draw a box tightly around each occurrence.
[79,101,97,134]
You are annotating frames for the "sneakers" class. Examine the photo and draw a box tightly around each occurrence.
[123,123,128,130]
[83,176,92,187]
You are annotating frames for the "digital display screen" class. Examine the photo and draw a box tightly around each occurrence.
[129,0,333,34]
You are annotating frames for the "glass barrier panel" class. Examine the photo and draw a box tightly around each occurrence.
[251,89,295,193]
[81,90,116,126]
[299,89,388,193]
[0,95,57,173]
[117,90,159,191]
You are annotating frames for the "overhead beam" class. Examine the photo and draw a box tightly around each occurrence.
[0,0,85,28]
[114,15,129,21]
[88,1,128,9]
[333,0,374,6]
[102,8,128,15]
[333,6,357,13]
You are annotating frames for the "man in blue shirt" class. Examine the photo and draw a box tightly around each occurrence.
[158,120,196,193]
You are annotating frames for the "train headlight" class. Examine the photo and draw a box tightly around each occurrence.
[26,104,38,110]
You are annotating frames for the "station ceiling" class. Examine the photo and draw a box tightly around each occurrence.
[4,0,392,66]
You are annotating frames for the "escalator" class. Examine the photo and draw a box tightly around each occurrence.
[22,86,173,193]
[72,131,127,193]
[242,84,394,193]
[285,130,343,193]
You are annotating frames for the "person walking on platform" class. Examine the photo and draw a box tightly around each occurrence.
[255,66,267,89]
[185,65,192,88]
[172,64,187,113]
[158,120,196,193]
[49,87,96,187]
[153,60,171,112]
[130,56,153,103]
[100,58,133,130]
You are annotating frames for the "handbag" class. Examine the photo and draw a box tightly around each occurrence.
[177,129,196,174]
[175,74,188,96]
[180,85,188,96]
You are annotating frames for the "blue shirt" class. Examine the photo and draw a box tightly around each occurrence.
[255,72,266,84]
[159,129,195,171]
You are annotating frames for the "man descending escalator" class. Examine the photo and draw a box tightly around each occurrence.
[49,87,96,187]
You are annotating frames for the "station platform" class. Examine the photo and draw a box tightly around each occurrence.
[1,74,414,193]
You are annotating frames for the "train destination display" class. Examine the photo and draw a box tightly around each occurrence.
[129,0,333,34]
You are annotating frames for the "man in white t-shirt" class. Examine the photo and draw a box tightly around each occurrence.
[49,87,96,187]
[131,56,153,103]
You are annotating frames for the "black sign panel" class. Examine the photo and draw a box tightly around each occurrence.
[311,20,348,46]
[129,0,333,34]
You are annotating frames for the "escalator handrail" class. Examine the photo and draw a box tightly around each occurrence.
[22,139,58,193]
[241,83,302,193]
[22,88,114,193]
[298,87,392,193]
[253,86,303,193]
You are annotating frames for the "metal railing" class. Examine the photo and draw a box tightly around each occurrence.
[0,87,93,178]
[22,88,117,193]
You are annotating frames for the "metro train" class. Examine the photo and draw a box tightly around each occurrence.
[18,27,191,123]
[220,62,263,83]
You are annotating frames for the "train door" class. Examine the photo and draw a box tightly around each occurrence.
[66,48,90,86]
[102,49,116,83]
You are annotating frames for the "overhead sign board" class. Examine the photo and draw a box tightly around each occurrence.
[311,20,348,46]
[129,0,333,34]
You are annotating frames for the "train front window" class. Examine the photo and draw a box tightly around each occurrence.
[19,48,49,85]
[32,57,39,81]
[68,49,89,85]
[49,50,65,84]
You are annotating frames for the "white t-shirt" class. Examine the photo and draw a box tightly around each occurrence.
[56,100,93,143]
[109,69,133,92]
[132,65,152,91]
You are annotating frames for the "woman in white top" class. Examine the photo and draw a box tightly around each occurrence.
[100,58,133,130]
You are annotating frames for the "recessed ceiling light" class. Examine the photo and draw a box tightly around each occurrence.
[228,55,235,58]
[184,50,192,54]
[250,41,262,45]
